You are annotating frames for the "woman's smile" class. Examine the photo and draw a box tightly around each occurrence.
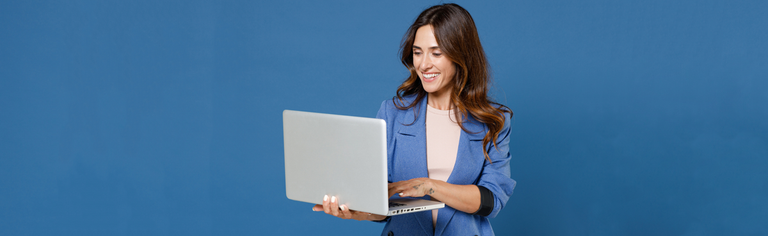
[422,72,440,82]
[412,24,456,101]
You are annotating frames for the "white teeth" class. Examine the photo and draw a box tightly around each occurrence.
[424,73,439,78]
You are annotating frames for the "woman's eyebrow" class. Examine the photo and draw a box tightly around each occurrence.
[412,45,440,50]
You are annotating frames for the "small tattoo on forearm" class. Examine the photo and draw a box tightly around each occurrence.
[428,188,434,194]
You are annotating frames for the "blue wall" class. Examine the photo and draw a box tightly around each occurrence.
[1,0,766,235]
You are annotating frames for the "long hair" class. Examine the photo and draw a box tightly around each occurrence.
[394,3,512,162]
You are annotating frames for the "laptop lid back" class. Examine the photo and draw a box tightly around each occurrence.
[283,110,389,215]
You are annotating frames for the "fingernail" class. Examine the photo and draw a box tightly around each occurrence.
[324,195,328,201]
[331,196,336,203]
[399,193,404,196]
[340,205,346,211]
[312,207,317,211]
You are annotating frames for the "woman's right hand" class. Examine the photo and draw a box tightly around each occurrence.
[312,195,387,221]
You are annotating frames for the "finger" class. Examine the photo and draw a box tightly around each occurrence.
[388,182,406,197]
[312,204,323,212]
[397,183,426,198]
[389,183,411,198]
[329,196,340,216]
[398,189,409,197]
[340,205,352,219]
[388,188,397,198]
[322,195,330,214]
[387,187,403,197]
[388,181,405,191]
[389,187,406,197]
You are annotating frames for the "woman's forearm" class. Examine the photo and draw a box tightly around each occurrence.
[367,214,388,221]
[425,179,481,214]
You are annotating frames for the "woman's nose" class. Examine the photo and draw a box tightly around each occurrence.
[418,56,432,71]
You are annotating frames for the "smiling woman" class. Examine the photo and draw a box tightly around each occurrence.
[411,25,458,109]
[395,3,511,163]
[313,3,516,236]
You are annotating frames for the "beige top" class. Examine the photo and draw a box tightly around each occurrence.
[425,104,461,227]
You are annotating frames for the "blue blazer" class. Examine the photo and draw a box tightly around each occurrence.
[376,95,516,236]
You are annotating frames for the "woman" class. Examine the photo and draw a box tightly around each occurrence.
[313,3,515,235]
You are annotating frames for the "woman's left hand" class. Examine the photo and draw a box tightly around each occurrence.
[311,195,387,221]
[388,178,436,198]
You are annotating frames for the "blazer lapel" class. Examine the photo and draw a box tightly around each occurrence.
[393,98,434,235]
[435,115,487,235]
[433,206,455,236]
[445,115,486,185]
[394,98,429,182]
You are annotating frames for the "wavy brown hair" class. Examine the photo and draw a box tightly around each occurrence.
[394,3,512,162]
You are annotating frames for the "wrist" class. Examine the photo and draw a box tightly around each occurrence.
[367,214,387,221]
[426,179,438,196]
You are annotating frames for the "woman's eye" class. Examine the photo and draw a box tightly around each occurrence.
[414,52,422,55]
[433,53,442,56]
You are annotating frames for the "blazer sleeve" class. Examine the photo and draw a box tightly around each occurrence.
[475,112,516,218]
[376,100,395,184]
[376,100,388,122]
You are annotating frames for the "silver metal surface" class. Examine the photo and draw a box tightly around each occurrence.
[387,199,446,216]
[283,110,389,215]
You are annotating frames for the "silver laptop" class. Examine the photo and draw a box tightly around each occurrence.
[283,110,444,216]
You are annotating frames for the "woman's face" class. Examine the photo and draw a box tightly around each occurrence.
[413,25,456,96]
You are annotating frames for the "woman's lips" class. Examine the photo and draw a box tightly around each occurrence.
[422,73,439,82]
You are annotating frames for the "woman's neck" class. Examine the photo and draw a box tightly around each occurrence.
[427,90,452,110]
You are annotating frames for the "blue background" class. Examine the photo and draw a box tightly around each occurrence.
[1,0,766,235]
